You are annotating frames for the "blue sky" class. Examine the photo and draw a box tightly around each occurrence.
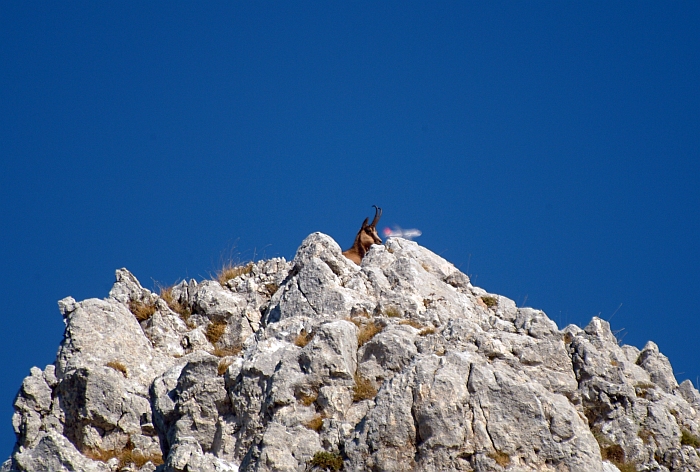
[1,2,698,456]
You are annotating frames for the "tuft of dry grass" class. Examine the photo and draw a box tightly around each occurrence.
[353,373,377,402]
[265,283,279,295]
[634,381,655,399]
[180,313,195,329]
[129,300,156,322]
[383,306,402,318]
[294,329,314,348]
[399,319,423,330]
[83,444,164,468]
[309,451,343,471]
[419,327,436,336]
[106,361,128,378]
[159,286,175,304]
[212,345,242,358]
[217,358,234,376]
[216,262,253,286]
[297,390,318,407]
[206,319,228,345]
[481,296,498,308]
[592,429,631,469]
[304,414,325,432]
[159,286,192,322]
[488,450,510,467]
[357,320,383,347]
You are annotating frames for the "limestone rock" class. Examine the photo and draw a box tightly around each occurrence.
[7,233,700,472]
[13,431,111,472]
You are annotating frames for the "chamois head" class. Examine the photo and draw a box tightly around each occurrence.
[342,205,383,265]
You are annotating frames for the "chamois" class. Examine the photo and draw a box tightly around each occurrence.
[342,205,383,265]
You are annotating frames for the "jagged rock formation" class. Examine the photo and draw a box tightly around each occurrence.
[5,233,700,471]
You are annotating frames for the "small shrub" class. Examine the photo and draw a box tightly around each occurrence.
[129,300,156,322]
[616,464,637,472]
[304,414,325,432]
[584,406,601,426]
[419,327,435,336]
[294,329,314,348]
[594,435,633,471]
[488,450,510,467]
[681,428,700,448]
[357,320,383,347]
[309,451,343,471]
[216,262,253,286]
[353,374,377,402]
[383,306,402,318]
[481,296,498,308]
[206,319,228,344]
[592,428,632,469]
[600,444,625,463]
[106,361,128,378]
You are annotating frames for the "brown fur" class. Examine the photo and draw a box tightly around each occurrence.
[343,206,382,265]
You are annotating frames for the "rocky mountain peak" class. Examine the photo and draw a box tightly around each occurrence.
[6,233,700,471]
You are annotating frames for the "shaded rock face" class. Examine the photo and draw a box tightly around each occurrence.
[6,233,700,472]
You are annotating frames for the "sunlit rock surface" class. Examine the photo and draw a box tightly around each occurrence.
[5,233,700,471]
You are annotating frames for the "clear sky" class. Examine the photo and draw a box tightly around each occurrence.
[1,2,698,457]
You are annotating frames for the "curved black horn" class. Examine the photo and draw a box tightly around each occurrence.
[370,205,382,227]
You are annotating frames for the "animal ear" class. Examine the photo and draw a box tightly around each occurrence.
[361,217,369,228]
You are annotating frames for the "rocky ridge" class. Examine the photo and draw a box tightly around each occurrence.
[5,233,700,471]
